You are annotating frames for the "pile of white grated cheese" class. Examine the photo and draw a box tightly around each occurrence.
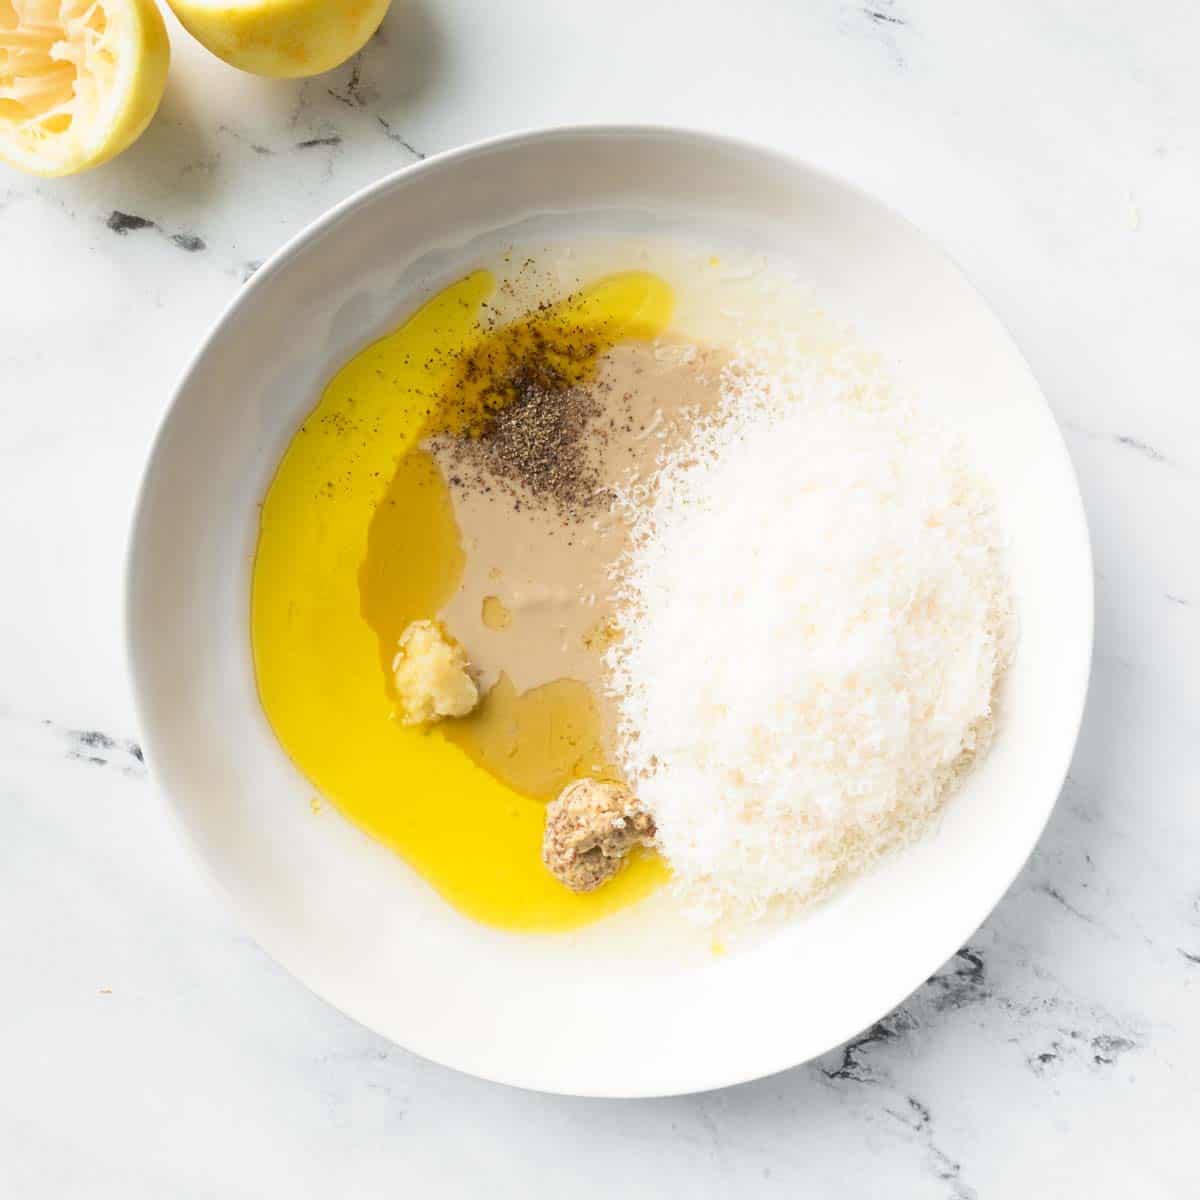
[606,350,1015,923]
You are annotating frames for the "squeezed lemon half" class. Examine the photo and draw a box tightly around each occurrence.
[167,0,391,79]
[0,0,169,177]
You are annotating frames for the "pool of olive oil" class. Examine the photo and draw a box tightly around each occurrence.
[251,268,672,932]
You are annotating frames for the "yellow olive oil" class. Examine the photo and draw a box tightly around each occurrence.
[251,268,673,931]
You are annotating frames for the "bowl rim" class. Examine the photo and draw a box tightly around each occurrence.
[124,123,1095,1098]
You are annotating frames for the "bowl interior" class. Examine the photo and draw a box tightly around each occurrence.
[127,128,1091,1097]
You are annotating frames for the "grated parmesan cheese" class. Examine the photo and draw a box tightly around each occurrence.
[606,351,1015,922]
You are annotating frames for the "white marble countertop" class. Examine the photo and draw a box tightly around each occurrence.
[3,1,1198,1195]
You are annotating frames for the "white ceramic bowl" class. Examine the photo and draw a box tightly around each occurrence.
[126,126,1092,1098]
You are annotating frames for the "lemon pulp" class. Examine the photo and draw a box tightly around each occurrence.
[252,268,674,932]
[0,0,169,177]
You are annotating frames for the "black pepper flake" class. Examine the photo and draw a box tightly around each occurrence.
[436,364,609,521]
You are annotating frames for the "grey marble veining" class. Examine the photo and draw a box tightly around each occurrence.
[2,1,1198,1195]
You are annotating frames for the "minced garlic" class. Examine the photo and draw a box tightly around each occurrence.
[392,620,479,726]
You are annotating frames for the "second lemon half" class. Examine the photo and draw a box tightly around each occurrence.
[168,0,390,78]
